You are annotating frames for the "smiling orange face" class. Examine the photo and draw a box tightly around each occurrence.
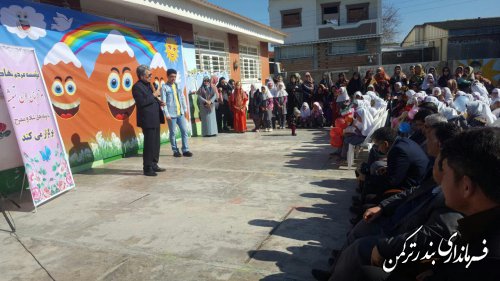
[151,67,166,92]
[43,62,88,120]
[91,52,139,122]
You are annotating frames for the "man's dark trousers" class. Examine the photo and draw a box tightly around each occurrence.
[143,127,160,170]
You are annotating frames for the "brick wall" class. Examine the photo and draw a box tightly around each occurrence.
[228,33,241,81]
[260,42,270,82]
[157,16,194,43]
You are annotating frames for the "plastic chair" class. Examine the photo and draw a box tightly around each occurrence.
[347,110,388,170]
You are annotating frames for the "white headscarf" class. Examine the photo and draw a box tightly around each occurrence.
[362,95,372,103]
[373,97,387,110]
[467,101,497,125]
[471,81,489,100]
[365,91,378,100]
[355,107,374,136]
[424,95,445,112]
[441,107,459,120]
[432,87,442,97]
[336,87,350,102]
[262,86,273,100]
[442,87,453,105]
[267,80,277,97]
[415,91,427,103]
[421,74,435,90]
[472,92,487,103]
[405,90,416,99]
[300,102,311,118]
[276,82,288,97]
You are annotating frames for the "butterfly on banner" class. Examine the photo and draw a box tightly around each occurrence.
[39,145,51,161]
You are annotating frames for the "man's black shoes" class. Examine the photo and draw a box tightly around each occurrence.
[152,165,166,172]
[183,151,193,157]
[173,152,182,157]
[143,169,157,177]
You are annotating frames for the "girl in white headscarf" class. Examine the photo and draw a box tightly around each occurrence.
[311,102,325,127]
[337,87,350,103]
[442,87,454,105]
[339,107,373,160]
[466,101,497,127]
[274,82,288,129]
[424,96,445,112]
[260,85,274,132]
[422,73,435,93]
[300,102,311,127]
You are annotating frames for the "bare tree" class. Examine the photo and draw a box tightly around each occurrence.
[382,2,401,43]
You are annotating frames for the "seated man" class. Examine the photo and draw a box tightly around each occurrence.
[313,123,462,281]
[364,127,429,202]
[417,127,500,281]
[409,109,433,147]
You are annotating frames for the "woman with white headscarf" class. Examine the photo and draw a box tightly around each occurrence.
[442,87,454,105]
[424,96,445,113]
[300,102,311,127]
[339,107,373,161]
[274,82,288,129]
[260,85,274,132]
[421,73,435,94]
[466,101,497,127]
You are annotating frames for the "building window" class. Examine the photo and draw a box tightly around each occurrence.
[241,58,260,81]
[347,3,369,23]
[239,44,261,81]
[281,9,302,28]
[276,45,313,59]
[239,45,259,56]
[328,40,367,55]
[322,3,339,25]
[195,36,229,74]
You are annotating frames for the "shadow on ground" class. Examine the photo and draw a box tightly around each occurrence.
[247,177,356,281]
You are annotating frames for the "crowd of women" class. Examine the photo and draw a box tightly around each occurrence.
[307,65,500,281]
[194,65,499,145]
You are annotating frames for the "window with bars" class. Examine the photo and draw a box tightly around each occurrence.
[239,44,260,81]
[195,36,229,74]
[328,39,367,55]
[241,57,260,81]
[275,45,313,59]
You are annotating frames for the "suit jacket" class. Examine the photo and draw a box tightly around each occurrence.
[378,137,430,190]
[132,80,165,128]
[161,82,188,118]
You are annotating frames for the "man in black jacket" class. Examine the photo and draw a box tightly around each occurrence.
[132,65,166,176]
[420,128,500,281]
[366,127,429,201]
[313,124,462,281]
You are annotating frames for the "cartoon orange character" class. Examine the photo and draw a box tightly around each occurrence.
[150,52,167,93]
[89,30,139,134]
[42,42,91,145]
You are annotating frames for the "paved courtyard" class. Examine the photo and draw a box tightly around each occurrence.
[1,127,356,281]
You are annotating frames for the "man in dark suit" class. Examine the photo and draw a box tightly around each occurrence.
[132,65,166,176]
[368,127,430,198]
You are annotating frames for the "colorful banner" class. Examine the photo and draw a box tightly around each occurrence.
[0,0,187,171]
[0,91,23,171]
[0,44,75,206]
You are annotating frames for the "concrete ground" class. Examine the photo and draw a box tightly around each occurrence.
[1,126,356,281]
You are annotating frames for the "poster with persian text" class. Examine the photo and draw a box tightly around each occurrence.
[0,44,75,206]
